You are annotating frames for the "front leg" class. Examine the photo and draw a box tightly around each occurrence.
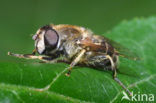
[8,52,52,61]
[8,48,37,58]
[65,49,86,76]
[8,51,69,64]
[32,48,37,55]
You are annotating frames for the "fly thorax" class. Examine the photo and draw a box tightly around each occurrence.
[63,42,81,59]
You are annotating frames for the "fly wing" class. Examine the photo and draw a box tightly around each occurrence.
[104,37,140,60]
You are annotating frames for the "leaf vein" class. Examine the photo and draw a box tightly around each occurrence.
[0,83,92,103]
[36,67,68,91]
[110,74,156,103]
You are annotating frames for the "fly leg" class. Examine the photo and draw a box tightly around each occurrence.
[40,57,69,64]
[8,50,68,63]
[8,48,37,57]
[65,49,86,76]
[8,51,52,61]
[32,48,37,55]
[106,55,132,96]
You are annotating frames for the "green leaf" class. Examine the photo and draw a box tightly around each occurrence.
[0,17,156,103]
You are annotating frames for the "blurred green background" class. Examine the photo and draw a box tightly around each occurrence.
[0,0,156,61]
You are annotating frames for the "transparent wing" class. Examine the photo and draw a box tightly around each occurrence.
[104,37,140,60]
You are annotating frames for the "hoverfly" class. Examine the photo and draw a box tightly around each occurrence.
[8,24,139,96]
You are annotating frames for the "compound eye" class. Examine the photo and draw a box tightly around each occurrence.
[44,29,58,48]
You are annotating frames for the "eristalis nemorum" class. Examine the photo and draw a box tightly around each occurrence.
[8,24,139,96]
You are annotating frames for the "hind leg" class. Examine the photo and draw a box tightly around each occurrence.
[105,55,132,96]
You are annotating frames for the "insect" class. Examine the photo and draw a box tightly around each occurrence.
[8,24,138,96]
